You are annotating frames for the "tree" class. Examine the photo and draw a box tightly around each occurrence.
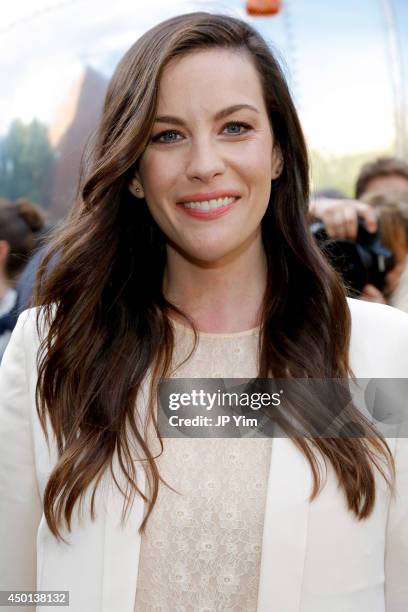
[310,148,394,198]
[0,119,55,207]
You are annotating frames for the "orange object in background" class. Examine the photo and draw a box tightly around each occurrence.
[246,0,282,15]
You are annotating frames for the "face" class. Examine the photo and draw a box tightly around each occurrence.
[133,48,282,264]
[362,174,408,198]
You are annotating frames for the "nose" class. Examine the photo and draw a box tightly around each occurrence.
[185,137,226,183]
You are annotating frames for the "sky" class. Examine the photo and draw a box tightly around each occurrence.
[0,0,406,157]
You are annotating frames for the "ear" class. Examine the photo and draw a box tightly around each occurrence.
[271,145,283,179]
[128,171,145,199]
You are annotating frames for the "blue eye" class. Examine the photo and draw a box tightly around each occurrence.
[223,122,251,135]
[151,122,251,143]
[152,130,183,143]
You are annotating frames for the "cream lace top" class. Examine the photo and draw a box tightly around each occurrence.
[134,320,272,612]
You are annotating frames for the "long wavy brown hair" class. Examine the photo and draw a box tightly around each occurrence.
[33,12,394,540]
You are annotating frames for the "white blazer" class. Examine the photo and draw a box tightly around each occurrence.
[0,298,407,612]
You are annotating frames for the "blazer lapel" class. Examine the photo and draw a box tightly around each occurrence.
[102,466,146,612]
[102,378,152,612]
[257,437,312,611]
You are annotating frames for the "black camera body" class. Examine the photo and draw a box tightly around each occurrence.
[311,219,394,295]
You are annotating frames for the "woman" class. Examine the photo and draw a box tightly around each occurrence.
[357,191,408,306]
[0,13,407,612]
[374,192,408,304]
[0,197,45,360]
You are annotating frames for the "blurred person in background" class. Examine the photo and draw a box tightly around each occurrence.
[355,156,408,200]
[0,198,45,360]
[15,235,56,315]
[309,158,408,304]
[359,191,408,305]
[309,189,378,239]
[309,156,408,241]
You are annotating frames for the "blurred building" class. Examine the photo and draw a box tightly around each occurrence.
[48,66,108,218]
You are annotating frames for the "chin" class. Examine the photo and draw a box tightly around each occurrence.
[169,235,248,264]
[186,244,246,265]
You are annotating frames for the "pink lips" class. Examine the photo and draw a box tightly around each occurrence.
[176,190,241,220]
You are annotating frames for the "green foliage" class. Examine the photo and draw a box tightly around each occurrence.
[0,119,55,206]
[310,147,394,198]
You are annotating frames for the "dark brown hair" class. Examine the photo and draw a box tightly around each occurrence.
[33,12,394,540]
[355,156,408,199]
[0,197,45,281]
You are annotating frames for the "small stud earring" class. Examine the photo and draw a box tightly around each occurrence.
[130,181,144,197]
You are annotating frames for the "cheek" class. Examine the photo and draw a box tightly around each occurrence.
[140,154,179,204]
[241,154,273,206]
[234,138,274,182]
[231,152,272,186]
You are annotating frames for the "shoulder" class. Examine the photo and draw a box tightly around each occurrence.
[0,306,53,424]
[17,305,48,340]
[347,297,408,377]
[347,296,408,334]
[3,305,53,368]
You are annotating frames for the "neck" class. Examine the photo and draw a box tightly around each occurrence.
[163,230,267,333]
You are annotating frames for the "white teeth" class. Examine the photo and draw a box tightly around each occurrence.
[182,196,236,210]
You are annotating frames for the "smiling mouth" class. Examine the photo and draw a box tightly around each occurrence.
[179,196,238,211]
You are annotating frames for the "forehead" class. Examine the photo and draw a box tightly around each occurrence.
[367,173,408,194]
[156,48,266,115]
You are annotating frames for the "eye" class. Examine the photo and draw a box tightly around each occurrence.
[222,121,252,135]
[151,129,183,144]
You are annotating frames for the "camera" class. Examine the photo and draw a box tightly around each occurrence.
[311,219,394,295]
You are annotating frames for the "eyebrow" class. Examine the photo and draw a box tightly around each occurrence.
[154,104,259,126]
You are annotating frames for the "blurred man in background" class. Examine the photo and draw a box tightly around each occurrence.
[355,157,408,200]
[309,156,408,305]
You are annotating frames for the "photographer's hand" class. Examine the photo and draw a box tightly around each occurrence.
[309,198,378,239]
[360,284,387,304]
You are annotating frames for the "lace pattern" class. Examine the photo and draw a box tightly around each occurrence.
[134,324,272,612]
